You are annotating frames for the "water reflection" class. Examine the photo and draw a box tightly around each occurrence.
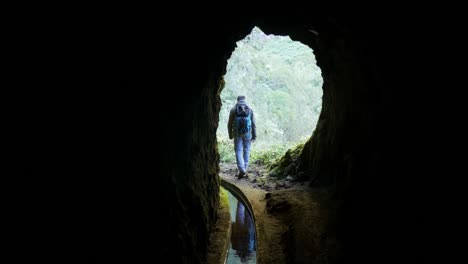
[226,191,256,264]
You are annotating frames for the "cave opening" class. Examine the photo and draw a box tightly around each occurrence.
[211,25,330,264]
[217,26,323,172]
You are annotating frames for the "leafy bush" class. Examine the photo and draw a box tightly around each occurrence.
[218,137,307,166]
[268,141,306,179]
[217,138,235,163]
[250,144,289,165]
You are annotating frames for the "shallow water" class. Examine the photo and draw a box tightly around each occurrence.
[226,190,257,264]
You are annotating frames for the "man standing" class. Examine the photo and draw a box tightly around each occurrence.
[228,95,257,179]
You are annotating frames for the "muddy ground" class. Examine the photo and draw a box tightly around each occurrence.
[218,162,339,264]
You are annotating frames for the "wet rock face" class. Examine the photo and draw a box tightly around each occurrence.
[163,78,222,264]
[266,194,292,215]
[297,28,375,188]
[154,24,238,263]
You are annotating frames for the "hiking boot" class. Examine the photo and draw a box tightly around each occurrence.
[237,172,246,179]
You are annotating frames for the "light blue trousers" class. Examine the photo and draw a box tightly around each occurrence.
[234,134,252,174]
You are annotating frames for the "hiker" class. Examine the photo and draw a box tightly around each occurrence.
[228,95,257,179]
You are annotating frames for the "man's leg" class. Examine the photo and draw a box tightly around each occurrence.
[243,136,252,173]
[234,137,245,174]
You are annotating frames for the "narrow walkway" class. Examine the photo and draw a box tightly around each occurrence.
[220,164,288,264]
[220,162,334,263]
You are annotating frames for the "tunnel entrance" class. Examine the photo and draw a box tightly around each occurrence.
[217,26,323,167]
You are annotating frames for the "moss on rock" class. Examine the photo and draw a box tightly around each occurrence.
[268,142,305,180]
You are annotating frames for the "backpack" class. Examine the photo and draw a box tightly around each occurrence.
[235,104,252,136]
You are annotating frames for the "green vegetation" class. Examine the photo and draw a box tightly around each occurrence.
[250,144,289,165]
[217,139,236,163]
[268,141,306,179]
[217,26,323,151]
[217,138,293,165]
[219,187,229,208]
[218,138,307,169]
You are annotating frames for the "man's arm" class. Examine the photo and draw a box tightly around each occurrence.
[251,110,256,140]
[228,108,235,139]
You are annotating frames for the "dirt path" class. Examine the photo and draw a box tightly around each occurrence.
[220,163,287,264]
[219,162,338,263]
